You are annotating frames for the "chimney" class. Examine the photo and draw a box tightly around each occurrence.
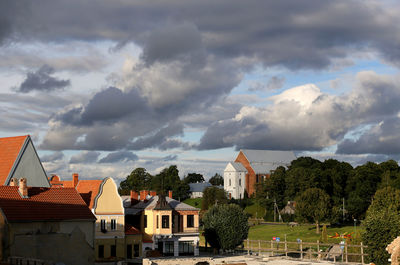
[130,190,139,206]
[140,190,145,201]
[150,191,157,197]
[72,173,79,188]
[19,178,28,197]
[9,178,18,186]
[168,190,173,199]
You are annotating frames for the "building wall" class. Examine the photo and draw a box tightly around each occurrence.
[143,210,154,242]
[224,163,246,199]
[7,221,94,265]
[8,141,50,187]
[125,235,142,258]
[235,151,256,196]
[153,210,172,235]
[190,192,203,198]
[0,211,5,261]
[95,237,124,261]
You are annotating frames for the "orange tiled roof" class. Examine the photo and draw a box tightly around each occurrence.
[125,224,141,235]
[0,135,28,185]
[0,186,96,222]
[76,179,103,209]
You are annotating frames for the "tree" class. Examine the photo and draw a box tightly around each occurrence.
[203,204,249,251]
[363,187,400,265]
[119,167,152,194]
[184,173,205,184]
[295,188,331,233]
[201,186,228,210]
[209,173,224,186]
[151,165,180,194]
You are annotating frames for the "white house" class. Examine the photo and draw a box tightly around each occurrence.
[223,162,247,199]
[188,182,212,198]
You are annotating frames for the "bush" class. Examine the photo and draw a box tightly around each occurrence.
[362,187,400,265]
[203,204,249,251]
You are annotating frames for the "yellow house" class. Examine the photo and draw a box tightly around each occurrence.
[123,191,200,257]
[51,174,142,261]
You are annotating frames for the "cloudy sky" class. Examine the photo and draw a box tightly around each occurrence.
[2,0,400,181]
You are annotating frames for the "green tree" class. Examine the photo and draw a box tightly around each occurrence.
[119,167,152,194]
[203,204,249,251]
[209,173,224,186]
[201,186,228,210]
[151,165,180,194]
[295,188,331,234]
[184,173,205,184]
[363,187,400,265]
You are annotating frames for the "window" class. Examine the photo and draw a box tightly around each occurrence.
[179,241,194,255]
[144,215,147,228]
[110,245,116,257]
[127,244,132,259]
[111,219,117,230]
[187,215,194,228]
[157,215,159,228]
[133,244,140,257]
[162,215,169,228]
[239,178,241,186]
[98,245,104,258]
[229,179,231,186]
[164,241,174,255]
[100,219,106,232]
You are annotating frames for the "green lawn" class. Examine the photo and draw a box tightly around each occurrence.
[244,202,265,218]
[248,224,363,243]
[183,197,202,209]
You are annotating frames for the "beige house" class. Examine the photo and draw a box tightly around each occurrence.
[0,180,96,265]
[50,174,142,262]
[123,191,200,257]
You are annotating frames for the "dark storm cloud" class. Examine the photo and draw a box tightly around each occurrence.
[40,151,64,162]
[98,151,138,163]
[69,151,100,164]
[14,65,70,93]
[2,0,400,68]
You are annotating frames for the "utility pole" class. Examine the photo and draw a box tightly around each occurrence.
[342,198,345,223]
[273,199,276,222]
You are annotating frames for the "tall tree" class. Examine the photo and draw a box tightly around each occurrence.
[209,173,224,186]
[203,204,249,251]
[295,188,331,233]
[201,186,228,210]
[184,173,205,184]
[119,167,152,194]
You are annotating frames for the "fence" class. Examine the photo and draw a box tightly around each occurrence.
[240,239,368,264]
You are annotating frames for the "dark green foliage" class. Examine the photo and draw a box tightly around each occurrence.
[201,186,228,210]
[289,156,322,170]
[184,173,205,184]
[363,187,400,265]
[295,188,330,233]
[346,162,382,219]
[119,167,152,194]
[203,204,249,250]
[209,173,224,186]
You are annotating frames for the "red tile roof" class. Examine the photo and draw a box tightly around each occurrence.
[0,186,96,222]
[0,135,28,185]
[125,224,141,235]
[76,180,103,209]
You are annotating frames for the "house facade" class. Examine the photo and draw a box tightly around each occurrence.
[0,180,96,265]
[123,191,200,257]
[188,182,212,198]
[50,174,138,262]
[224,149,296,197]
[0,135,50,187]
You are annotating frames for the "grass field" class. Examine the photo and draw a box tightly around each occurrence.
[183,198,202,208]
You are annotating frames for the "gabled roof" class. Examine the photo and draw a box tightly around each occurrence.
[240,149,296,164]
[229,162,247,172]
[76,179,103,209]
[0,186,96,222]
[189,182,212,193]
[0,135,28,185]
[123,195,199,215]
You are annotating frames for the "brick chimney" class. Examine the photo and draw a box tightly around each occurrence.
[168,190,173,199]
[9,178,18,186]
[139,190,145,201]
[130,190,139,206]
[19,178,28,197]
[72,173,79,188]
[150,191,157,197]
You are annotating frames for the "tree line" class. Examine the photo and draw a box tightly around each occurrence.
[256,157,400,222]
[118,165,223,201]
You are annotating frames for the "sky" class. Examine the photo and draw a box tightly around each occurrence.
[2,0,400,182]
